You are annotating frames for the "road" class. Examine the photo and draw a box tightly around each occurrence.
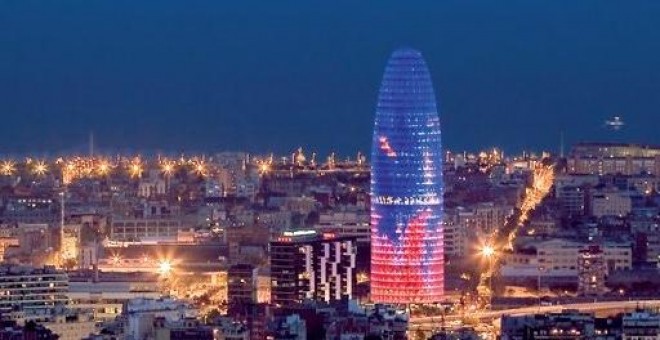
[411,299,660,328]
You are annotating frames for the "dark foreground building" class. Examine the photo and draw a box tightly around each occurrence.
[501,309,660,339]
[270,230,357,306]
[227,263,257,305]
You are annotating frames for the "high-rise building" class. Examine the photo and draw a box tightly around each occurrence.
[370,48,445,303]
[270,230,357,307]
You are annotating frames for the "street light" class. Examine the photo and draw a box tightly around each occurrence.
[259,162,270,175]
[538,266,545,309]
[480,244,496,309]
[481,245,495,258]
[158,260,172,276]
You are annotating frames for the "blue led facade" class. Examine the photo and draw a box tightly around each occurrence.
[370,48,444,303]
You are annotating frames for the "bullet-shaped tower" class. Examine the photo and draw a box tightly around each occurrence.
[370,48,444,303]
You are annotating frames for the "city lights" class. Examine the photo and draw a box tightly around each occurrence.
[32,160,48,176]
[507,162,555,249]
[97,159,111,176]
[191,159,207,177]
[1,160,16,176]
[294,147,306,165]
[259,162,270,175]
[481,244,495,258]
[0,152,371,187]
[161,159,176,177]
[6,7,660,339]
[158,260,172,275]
[356,272,369,284]
[128,158,143,179]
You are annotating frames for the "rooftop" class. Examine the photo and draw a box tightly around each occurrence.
[0,264,64,276]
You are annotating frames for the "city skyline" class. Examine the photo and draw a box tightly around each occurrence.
[2,1,660,156]
[4,2,660,339]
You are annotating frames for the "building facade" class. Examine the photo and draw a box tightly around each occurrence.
[556,185,587,216]
[270,230,356,307]
[109,216,189,242]
[502,309,660,340]
[577,245,607,296]
[501,310,596,339]
[443,214,468,258]
[370,48,444,303]
[314,210,370,243]
[567,142,660,176]
[0,265,69,321]
[501,239,632,287]
[227,264,258,305]
[591,189,633,218]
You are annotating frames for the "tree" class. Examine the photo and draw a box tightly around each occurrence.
[204,309,221,324]
[62,258,77,271]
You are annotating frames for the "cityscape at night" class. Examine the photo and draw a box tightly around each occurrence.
[3,2,660,340]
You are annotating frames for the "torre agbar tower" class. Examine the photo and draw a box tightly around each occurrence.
[370,48,444,304]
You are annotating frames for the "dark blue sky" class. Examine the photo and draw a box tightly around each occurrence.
[1,1,660,156]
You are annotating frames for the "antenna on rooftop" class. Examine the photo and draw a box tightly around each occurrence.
[89,131,94,157]
[59,190,65,267]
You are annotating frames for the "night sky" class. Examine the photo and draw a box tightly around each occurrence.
[1,1,660,156]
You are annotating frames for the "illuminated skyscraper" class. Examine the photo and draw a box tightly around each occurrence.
[370,48,444,303]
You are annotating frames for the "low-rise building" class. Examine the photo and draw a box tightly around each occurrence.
[367,305,409,340]
[501,239,632,287]
[138,178,167,198]
[109,216,190,242]
[228,264,258,305]
[68,279,161,321]
[215,317,250,340]
[0,320,59,339]
[2,197,57,225]
[0,264,69,321]
[457,202,513,235]
[567,142,660,176]
[43,308,97,339]
[154,317,219,340]
[122,298,198,340]
[502,308,660,340]
[314,209,370,243]
[622,311,660,339]
[16,223,52,255]
[443,209,469,258]
[61,223,81,261]
[269,314,306,340]
[591,189,633,218]
[556,185,587,216]
[501,310,595,339]
[536,239,631,273]
[577,245,607,296]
